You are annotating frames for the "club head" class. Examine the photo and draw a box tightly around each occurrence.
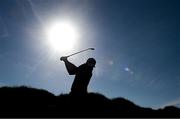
[90,48,95,50]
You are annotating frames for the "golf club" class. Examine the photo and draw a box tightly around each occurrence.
[60,48,95,60]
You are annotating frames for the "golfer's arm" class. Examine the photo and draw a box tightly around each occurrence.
[64,60,77,75]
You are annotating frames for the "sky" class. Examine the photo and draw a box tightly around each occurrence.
[0,0,179,109]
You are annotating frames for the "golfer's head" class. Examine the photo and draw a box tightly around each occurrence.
[86,58,96,67]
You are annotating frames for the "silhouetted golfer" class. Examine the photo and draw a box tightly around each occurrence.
[60,57,96,95]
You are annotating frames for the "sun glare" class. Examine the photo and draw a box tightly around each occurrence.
[47,21,78,52]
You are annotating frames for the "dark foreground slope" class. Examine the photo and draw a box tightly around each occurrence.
[0,86,179,118]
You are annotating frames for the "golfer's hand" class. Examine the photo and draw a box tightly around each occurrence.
[60,56,68,61]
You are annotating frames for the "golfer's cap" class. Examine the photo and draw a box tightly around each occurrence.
[87,58,96,67]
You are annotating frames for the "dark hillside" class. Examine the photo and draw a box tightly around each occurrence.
[0,86,179,118]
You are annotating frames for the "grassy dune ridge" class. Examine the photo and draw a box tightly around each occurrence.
[0,86,179,118]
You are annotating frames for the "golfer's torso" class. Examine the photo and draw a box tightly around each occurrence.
[71,65,92,91]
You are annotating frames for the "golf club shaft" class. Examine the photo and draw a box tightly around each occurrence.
[66,48,94,58]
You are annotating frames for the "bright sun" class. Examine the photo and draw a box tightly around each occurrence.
[47,21,78,52]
